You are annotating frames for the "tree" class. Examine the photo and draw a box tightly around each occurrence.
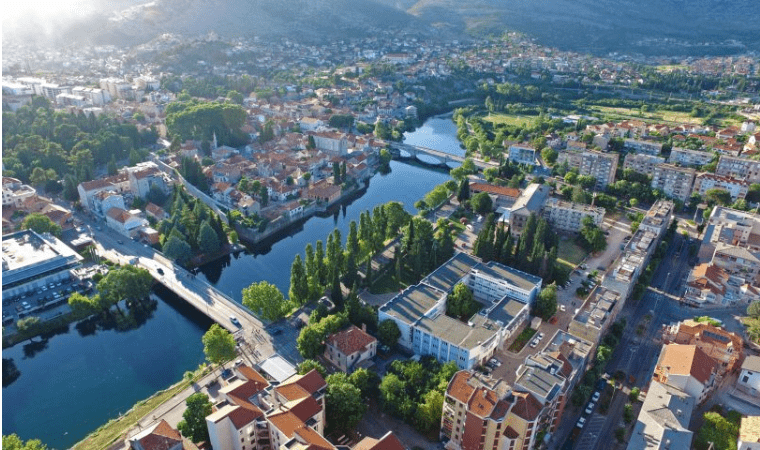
[446,283,479,318]
[202,324,237,367]
[457,178,470,202]
[378,372,408,416]
[242,281,289,321]
[177,393,213,443]
[541,147,558,165]
[333,161,341,183]
[226,90,244,104]
[21,213,62,237]
[534,284,558,320]
[2,434,47,450]
[297,359,326,377]
[16,316,42,339]
[96,266,153,310]
[378,319,401,347]
[704,188,732,206]
[289,254,309,305]
[198,220,220,254]
[325,373,367,432]
[748,301,760,318]
[163,235,192,264]
[693,410,741,450]
[68,292,98,316]
[416,390,444,432]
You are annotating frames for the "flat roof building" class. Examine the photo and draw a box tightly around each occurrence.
[2,230,82,295]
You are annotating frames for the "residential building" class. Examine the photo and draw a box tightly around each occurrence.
[514,351,574,433]
[637,200,674,239]
[106,207,149,238]
[378,253,540,369]
[579,151,618,190]
[716,155,760,183]
[712,243,760,285]
[683,263,730,306]
[77,173,130,214]
[568,287,622,346]
[353,431,406,450]
[706,206,760,252]
[441,370,543,450]
[652,344,717,403]
[623,153,665,175]
[324,325,377,373]
[738,416,760,450]
[541,198,605,233]
[2,177,36,207]
[737,356,760,399]
[626,381,695,450]
[694,173,750,202]
[306,179,342,205]
[310,131,348,155]
[501,183,550,236]
[145,203,168,222]
[668,147,714,167]
[508,144,538,166]
[127,419,197,450]
[1,230,83,299]
[651,164,696,202]
[128,163,167,199]
[624,139,663,155]
[661,319,744,373]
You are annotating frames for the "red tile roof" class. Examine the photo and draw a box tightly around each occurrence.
[136,419,182,450]
[325,325,377,356]
[511,391,543,422]
[447,371,476,404]
[657,344,717,385]
[293,369,327,395]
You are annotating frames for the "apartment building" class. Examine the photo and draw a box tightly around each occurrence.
[2,177,36,208]
[738,416,760,450]
[694,173,750,202]
[514,352,573,433]
[706,206,760,252]
[652,344,717,403]
[508,144,538,166]
[441,371,543,450]
[737,356,760,399]
[626,381,695,450]
[624,139,663,155]
[716,155,760,183]
[378,253,540,369]
[623,153,665,175]
[711,243,760,285]
[502,184,550,236]
[541,198,605,233]
[661,319,744,373]
[568,287,622,346]
[651,163,696,202]
[557,150,618,189]
[668,147,714,167]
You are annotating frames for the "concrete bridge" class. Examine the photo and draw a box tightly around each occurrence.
[388,142,499,170]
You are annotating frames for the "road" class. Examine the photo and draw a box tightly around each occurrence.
[558,232,749,450]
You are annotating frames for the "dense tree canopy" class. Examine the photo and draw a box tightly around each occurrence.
[178,393,213,443]
[242,281,291,322]
[202,324,237,366]
[20,213,61,237]
[165,100,248,147]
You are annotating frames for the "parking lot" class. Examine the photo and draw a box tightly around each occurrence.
[2,274,93,328]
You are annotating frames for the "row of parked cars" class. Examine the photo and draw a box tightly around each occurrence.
[576,390,601,429]
[530,331,545,348]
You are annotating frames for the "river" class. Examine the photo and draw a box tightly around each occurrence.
[2,116,457,449]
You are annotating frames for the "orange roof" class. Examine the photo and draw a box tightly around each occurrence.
[353,432,405,450]
[658,344,716,384]
[275,383,310,402]
[325,325,377,356]
[238,365,270,391]
[225,402,263,429]
[293,369,327,395]
[288,395,322,423]
[447,371,476,404]
[137,419,182,450]
[267,411,303,438]
[467,387,498,418]
[292,424,335,450]
[511,392,542,422]
[469,183,520,198]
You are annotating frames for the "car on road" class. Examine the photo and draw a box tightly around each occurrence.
[592,391,601,402]
[230,316,240,326]
[489,358,502,367]
[585,401,595,415]
[576,417,586,428]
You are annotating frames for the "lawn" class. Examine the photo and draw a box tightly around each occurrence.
[507,327,537,353]
[482,113,538,128]
[558,238,587,266]
[588,105,702,126]
[368,262,419,294]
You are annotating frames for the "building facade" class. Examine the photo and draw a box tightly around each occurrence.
[651,163,696,202]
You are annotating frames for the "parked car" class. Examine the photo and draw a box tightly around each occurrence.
[585,402,595,415]
[576,417,586,428]
[592,391,601,402]
[537,332,544,340]
[530,339,539,348]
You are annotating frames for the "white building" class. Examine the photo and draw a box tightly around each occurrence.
[623,153,666,175]
[653,343,717,403]
[651,163,696,202]
[738,355,760,399]
[694,173,750,202]
[2,177,36,207]
[106,207,148,238]
[668,147,714,167]
[624,138,663,155]
[716,155,760,184]
[542,198,605,233]
[508,144,538,166]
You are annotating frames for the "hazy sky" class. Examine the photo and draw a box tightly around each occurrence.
[3,0,107,41]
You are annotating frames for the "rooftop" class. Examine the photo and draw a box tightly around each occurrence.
[2,230,82,287]
[421,252,480,293]
[325,325,377,356]
[379,284,444,326]
[474,261,543,292]
[626,381,694,450]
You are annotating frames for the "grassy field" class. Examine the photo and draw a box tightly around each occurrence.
[482,113,538,128]
[588,105,702,125]
[558,238,587,266]
[73,367,209,450]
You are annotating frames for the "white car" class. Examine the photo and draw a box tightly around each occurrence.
[560,305,567,312]
[576,417,586,428]
[585,402,594,415]
[592,391,601,402]
[530,339,539,348]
